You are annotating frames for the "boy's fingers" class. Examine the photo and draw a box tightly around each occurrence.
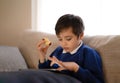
[37,40,50,52]
[52,56,59,61]
[48,56,58,67]
[48,57,69,68]
[48,56,57,61]
[37,40,45,47]
[48,56,53,61]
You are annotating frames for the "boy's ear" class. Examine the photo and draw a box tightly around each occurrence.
[79,32,84,39]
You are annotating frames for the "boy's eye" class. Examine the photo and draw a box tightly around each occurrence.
[58,38,62,41]
[66,37,72,41]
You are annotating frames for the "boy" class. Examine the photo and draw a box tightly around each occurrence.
[37,14,104,83]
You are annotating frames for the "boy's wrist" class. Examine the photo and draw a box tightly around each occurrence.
[39,56,46,63]
[74,64,79,72]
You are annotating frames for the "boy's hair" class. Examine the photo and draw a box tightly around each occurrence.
[55,14,85,37]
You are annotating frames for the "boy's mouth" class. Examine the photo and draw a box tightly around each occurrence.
[63,47,70,51]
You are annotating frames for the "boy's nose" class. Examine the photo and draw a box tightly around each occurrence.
[61,41,67,46]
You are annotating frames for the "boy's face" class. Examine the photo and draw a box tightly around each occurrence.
[57,27,83,53]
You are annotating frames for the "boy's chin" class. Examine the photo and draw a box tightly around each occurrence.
[65,50,71,53]
[63,48,73,53]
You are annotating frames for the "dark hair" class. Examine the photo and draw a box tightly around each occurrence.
[55,14,85,37]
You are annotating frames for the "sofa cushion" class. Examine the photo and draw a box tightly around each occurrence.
[0,46,28,72]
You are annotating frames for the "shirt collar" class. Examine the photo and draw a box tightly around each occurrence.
[62,40,83,55]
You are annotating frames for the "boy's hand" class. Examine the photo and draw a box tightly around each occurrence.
[57,62,79,72]
[37,38,51,62]
[48,56,79,72]
[48,56,62,67]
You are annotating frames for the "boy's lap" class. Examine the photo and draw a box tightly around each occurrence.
[0,69,81,83]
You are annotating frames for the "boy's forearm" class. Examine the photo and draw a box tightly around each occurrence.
[38,54,46,63]
[38,58,51,69]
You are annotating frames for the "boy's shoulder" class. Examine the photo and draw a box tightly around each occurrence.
[80,44,98,53]
[55,46,63,50]
[53,46,63,53]
[82,44,100,56]
[50,46,63,57]
[81,43,93,49]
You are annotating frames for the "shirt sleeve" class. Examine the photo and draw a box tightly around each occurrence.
[38,60,51,69]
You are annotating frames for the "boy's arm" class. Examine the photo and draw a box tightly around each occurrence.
[38,59,51,69]
[74,50,104,83]
[37,37,51,63]
[38,46,61,69]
